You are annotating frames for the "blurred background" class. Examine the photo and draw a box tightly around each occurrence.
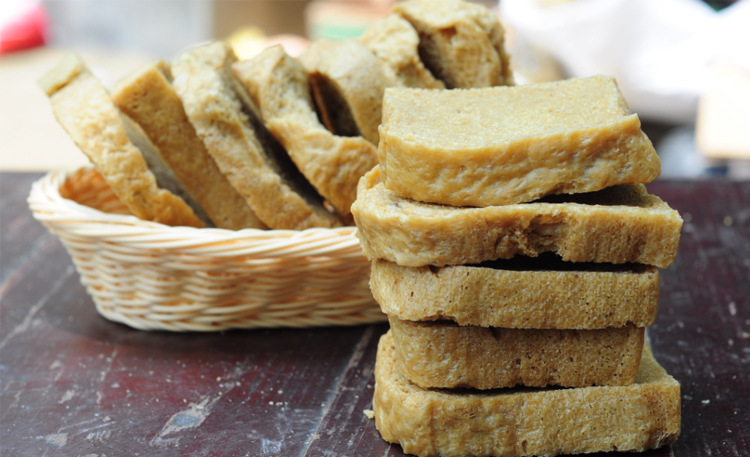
[1,0,748,177]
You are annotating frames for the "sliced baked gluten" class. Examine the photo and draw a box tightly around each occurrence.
[299,38,399,145]
[351,167,683,268]
[374,331,681,457]
[389,317,644,389]
[360,14,444,89]
[170,41,342,230]
[393,0,514,88]
[111,61,266,230]
[378,76,661,207]
[371,255,659,329]
[38,54,204,228]
[232,45,377,221]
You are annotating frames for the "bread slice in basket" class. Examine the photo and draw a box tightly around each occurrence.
[370,255,659,329]
[171,41,342,230]
[38,54,205,228]
[378,76,661,207]
[373,331,681,457]
[232,45,377,222]
[393,0,514,88]
[351,166,683,268]
[111,60,266,230]
[388,317,645,389]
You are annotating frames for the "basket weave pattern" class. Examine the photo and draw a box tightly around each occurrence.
[28,167,384,331]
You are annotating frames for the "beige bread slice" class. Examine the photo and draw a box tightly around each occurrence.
[171,41,342,230]
[360,14,444,89]
[371,255,659,329]
[111,61,266,230]
[38,54,204,228]
[232,46,377,222]
[373,331,681,457]
[393,0,514,88]
[378,76,661,207]
[389,317,644,389]
[299,38,399,145]
[351,167,683,268]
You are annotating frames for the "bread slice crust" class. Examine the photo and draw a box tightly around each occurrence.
[351,167,683,268]
[112,61,266,230]
[171,41,341,230]
[378,76,661,207]
[39,54,204,228]
[371,256,659,329]
[232,46,377,222]
[389,317,644,389]
[373,331,681,457]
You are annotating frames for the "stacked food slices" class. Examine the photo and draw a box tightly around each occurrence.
[352,76,683,457]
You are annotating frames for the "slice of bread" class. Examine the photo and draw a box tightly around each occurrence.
[378,76,661,207]
[111,61,266,230]
[170,41,342,230]
[393,0,514,88]
[38,54,204,228]
[232,45,377,222]
[299,38,399,145]
[360,14,444,89]
[371,255,659,329]
[374,331,681,457]
[389,317,644,389]
[351,167,683,268]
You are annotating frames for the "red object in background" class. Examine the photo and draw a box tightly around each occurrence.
[0,2,49,54]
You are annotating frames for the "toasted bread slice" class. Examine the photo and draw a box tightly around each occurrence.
[360,14,444,89]
[389,317,644,389]
[374,331,681,457]
[351,167,683,268]
[38,54,204,228]
[232,46,377,222]
[378,76,661,207]
[170,41,342,230]
[111,61,266,230]
[393,0,514,88]
[371,255,659,329]
[299,38,398,145]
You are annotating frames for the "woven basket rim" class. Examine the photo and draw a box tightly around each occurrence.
[27,167,363,260]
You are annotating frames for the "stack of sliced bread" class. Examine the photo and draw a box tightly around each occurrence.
[352,76,684,457]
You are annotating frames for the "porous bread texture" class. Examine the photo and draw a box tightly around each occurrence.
[360,14,445,89]
[378,76,661,207]
[393,0,514,88]
[232,45,377,222]
[351,167,683,268]
[111,61,266,230]
[373,331,681,457]
[300,38,399,145]
[371,257,659,329]
[38,54,204,228]
[389,317,644,389]
[171,41,342,230]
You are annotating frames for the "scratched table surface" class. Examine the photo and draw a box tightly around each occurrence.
[1,172,748,457]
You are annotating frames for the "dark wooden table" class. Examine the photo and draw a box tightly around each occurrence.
[1,172,748,457]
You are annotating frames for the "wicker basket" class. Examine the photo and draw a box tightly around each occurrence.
[27,167,384,331]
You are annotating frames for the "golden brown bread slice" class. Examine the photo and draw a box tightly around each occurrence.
[170,41,342,230]
[371,255,659,329]
[299,38,399,145]
[351,167,683,268]
[232,45,377,222]
[378,76,661,207]
[393,0,514,88]
[389,317,644,389]
[111,61,266,230]
[38,54,204,228]
[373,331,681,457]
[360,14,444,89]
